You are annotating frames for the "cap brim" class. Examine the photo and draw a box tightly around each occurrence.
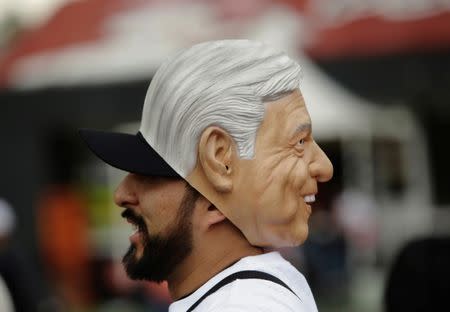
[79,129,180,177]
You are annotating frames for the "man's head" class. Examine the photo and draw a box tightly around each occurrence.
[80,39,333,248]
[115,175,200,282]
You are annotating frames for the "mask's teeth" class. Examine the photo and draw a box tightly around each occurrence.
[304,195,316,203]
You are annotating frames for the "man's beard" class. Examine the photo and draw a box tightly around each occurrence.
[122,184,199,283]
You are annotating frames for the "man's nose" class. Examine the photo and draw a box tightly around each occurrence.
[113,174,138,208]
[309,142,333,183]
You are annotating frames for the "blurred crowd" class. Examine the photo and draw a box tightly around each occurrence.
[0,178,448,312]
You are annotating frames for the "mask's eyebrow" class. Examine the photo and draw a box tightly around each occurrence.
[292,123,312,138]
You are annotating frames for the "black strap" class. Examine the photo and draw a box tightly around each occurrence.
[186,270,301,312]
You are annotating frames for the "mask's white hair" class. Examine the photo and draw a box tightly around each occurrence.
[140,40,302,177]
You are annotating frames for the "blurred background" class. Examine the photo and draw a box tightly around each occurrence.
[1,0,449,311]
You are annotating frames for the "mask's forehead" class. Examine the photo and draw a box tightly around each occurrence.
[258,90,308,138]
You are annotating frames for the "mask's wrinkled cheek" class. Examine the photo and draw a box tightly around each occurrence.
[289,158,309,190]
[271,156,306,221]
[255,154,293,221]
[251,156,278,193]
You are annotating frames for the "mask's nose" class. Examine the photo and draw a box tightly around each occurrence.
[309,141,333,183]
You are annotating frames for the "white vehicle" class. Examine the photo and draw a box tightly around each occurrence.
[301,54,434,263]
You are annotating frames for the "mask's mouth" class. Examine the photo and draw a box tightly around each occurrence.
[303,194,316,203]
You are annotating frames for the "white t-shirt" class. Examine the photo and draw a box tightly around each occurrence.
[169,251,318,312]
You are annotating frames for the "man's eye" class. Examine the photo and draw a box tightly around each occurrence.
[298,138,305,146]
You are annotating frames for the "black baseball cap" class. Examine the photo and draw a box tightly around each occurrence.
[79,129,180,177]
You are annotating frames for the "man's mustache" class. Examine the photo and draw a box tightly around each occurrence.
[121,208,148,231]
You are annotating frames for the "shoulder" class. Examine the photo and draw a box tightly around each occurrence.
[195,278,312,312]
[170,252,318,312]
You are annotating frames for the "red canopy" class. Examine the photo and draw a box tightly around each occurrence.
[1,0,449,89]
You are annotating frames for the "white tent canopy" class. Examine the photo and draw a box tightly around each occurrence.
[7,1,382,140]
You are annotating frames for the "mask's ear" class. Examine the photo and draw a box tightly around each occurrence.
[197,126,235,193]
